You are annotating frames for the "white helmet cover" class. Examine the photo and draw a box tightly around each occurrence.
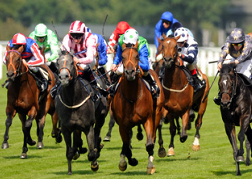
[123,29,139,45]
[174,27,189,42]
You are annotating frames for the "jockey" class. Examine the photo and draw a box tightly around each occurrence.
[29,23,60,73]
[107,21,132,54]
[214,28,252,105]
[154,11,180,49]
[51,20,98,99]
[166,22,194,39]
[3,33,48,92]
[174,27,206,93]
[110,29,160,98]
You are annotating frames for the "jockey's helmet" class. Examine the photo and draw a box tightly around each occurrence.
[123,29,139,45]
[12,33,27,45]
[116,21,131,35]
[69,20,85,34]
[227,28,245,44]
[35,23,48,37]
[174,27,189,42]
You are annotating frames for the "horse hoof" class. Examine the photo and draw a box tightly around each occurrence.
[245,159,250,166]
[158,147,166,158]
[27,140,36,146]
[91,161,99,172]
[100,143,104,149]
[103,136,111,142]
[136,132,144,141]
[20,153,27,159]
[180,135,188,143]
[147,166,155,175]
[56,134,63,143]
[119,161,127,171]
[167,147,175,157]
[128,158,138,166]
[79,147,87,154]
[192,145,200,151]
[37,142,44,149]
[68,171,72,175]
[2,142,9,149]
[236,156,244,162]
[73,151,80,160]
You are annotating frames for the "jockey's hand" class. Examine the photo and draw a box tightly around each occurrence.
[22,59,28,66]
[73,56,80,64]
[111,64,118,72]
[234,60,239,65]
[45,58,48,62]
[217,62,222,71]
[107,47,115,54]
[178,53,184,59]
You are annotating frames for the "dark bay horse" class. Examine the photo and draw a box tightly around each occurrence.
[2,45,62,158]
[156,36,209,156]
[111,43,164,174]
[218,63,252,175]
[55,50,107,175]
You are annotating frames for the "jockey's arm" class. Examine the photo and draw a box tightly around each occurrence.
[98,40,108,66]
[236,42,252,63]
[47,41,60,62]
[138,44,150,71]
[28,43,45,66]
[180,44,198,64]
[78,36,96,65]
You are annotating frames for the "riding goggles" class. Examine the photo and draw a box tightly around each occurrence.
[37,36,46,41]
[232,43,242,47]
[71,33,83,39]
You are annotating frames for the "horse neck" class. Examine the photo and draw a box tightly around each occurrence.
[164,58,186,87]
[121,74,142,100]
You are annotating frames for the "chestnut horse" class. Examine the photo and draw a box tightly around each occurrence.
[218,63,252,175]
[111,43,164,174]
[156,36,209,156]
[2,45,62,158]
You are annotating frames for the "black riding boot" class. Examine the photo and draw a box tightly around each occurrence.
[108,72,120,98]
[143,72,160,99]
[50,80,61,99]
[192,75,205,93]
[213,92,221,105]
[34,70,48,92]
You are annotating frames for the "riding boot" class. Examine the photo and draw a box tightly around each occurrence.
[34,70,48,92]
[213,92,221,105]
[192,74,205,93]
[50,80,61,99]
[143,72,160,99]
[108,72,120,98]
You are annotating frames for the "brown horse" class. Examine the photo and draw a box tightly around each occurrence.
[156,35,209,156]
[111,43,164,174]
[2,45,62,158]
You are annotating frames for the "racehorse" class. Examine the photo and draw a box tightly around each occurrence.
[2,45,62,158]
[110,43,164,174]
[155,35,209,156]
[218,63,252,175]
[55,50,107,175]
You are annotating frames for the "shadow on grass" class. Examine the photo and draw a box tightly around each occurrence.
[212,168,252,176]
[3,154,43,159]
[53,169,97,175]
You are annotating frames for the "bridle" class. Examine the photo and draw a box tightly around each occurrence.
[6,50,28,78]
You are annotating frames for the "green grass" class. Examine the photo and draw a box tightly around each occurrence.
[0,72,252,179]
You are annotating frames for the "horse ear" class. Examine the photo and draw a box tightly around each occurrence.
[122,43,127,50]
[6,45,10,51]
[134,41,139,49]
[174,35,181,42]
[162,33,166,39]
[17,45,24,53]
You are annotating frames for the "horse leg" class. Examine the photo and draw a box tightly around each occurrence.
[2,112,15,149]
[224,123,240,175]
[180,111,189,143]
[72,130,82,160]
[103,108,115,142]
[119,126,137,171]
[168,116,176,156]
[192,114,202,151]
[85,125,99,172]
[36,116,46,149]
[144,117,155,175]
[175,116,181,134]
[51,111,62,143]
[157,118,166,157]
[137,124,143,141]
[61,125,73,175]
[245,123,252,165]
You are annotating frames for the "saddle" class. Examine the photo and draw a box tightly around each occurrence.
[29,67,51,92]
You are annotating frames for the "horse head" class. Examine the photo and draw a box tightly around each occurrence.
[156,35,180,68]
[218,63,237,109]
[57,50,78,86]
[5,45,27,81]
[121,43,140,81]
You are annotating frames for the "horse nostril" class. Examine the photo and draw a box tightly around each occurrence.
[6,72,14,78]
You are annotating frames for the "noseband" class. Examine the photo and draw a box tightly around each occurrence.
[6,50,28,78]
